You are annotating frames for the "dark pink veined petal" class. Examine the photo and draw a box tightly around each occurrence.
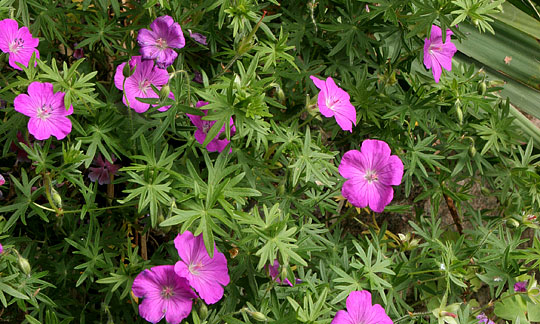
[310,75,326,91]
[339,150,367,179]
[429,25,443,43]
[137,28,158,47]
[50,91,72,116]
[114,62,127,90]
[342,177,369,208]
[423,40,433,69]
[27,82,53,106]
[140,42,161,61]
[16,26,39,48]
[43,115,72,140]
[14,93,37,117]
[138,295,167,324]
[207,138,231,153]
[377,155,403,186]
[367,181,393,213]
[333,102,357,132]
[164,298,193,324]
[186,112,205,129]
[334,111,354,132]
[317,92,334,118]
[430,56,443,83]
[324,76,341,96]
[150,15,175,32]
[173,231,230,304]
[432,42,457,71]
[368,304,394,324]
[9,46,39,70]
[27,118,53,140]
[0,19,19,52]
[360,140,391,170]
[346,291,373,323]
[331,310,355,324]
[166,22,185,48]
[148,65,170,86]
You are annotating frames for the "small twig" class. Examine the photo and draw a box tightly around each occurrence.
[443,193,463,234]
[527,0,540,20]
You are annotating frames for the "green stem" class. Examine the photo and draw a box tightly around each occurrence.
[394,311,432,323]
[42,172,63,216]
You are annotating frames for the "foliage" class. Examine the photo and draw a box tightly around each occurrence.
[0,0,539,323]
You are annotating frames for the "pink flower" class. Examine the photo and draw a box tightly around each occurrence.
[0,174,4,186]
[114,56,174,113]
[88,154,120,185]
[73,43,84,60]
[0,243,3,254]
[132,265,198,324]
[189,30,207,46]
[137,16,185,69]
[0,19,39,70]
[186,101,235,153]
[267,259,293,286]
[514,281,527,292]
[14,82,73,140]
[310,76,357,132]
[339,140,403,213]
[174,231,230,304]
[423,25,457,83]
[331,290,393,324]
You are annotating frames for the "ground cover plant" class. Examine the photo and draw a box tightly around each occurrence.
[0,0,540,323]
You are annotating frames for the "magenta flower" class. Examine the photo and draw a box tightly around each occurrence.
[14,82,73,140]
[514,281,527,292]
[332,290,393,324]
[137,15,185,69]
[132,265,197,324]
[477,313,495,324]
[186,101,235,153]
[339,140,403,213]
[0,174,4,186]
[114,56,174,113]
[0,243,3,254]
[174,231,230,304]
[423,25,457,83]
[0,19,39,70]
[88,154,120,185]
[267,259,293,286]
[73,43,84,60]
[310,76,357,132]
[189,30,207,46]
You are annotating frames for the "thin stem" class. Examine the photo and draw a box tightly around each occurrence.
[394,311,431,323]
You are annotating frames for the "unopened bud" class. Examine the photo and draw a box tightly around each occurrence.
[251,312,267,322]
[506,218,519,228]
[18,255,31,275]
[456,106,463,124]
[159,84,171,101]
[276,86,285,104]
[198,302,208,319]
[51,187,62,209]
[123,62,133,78]
[469,145,476,157]
[477,82,487,96]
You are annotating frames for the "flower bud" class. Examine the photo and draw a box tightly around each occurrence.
[123,62,133,78]
[251,312,267,322]
[198,302,208,319]
[477,81,487,96]
[469,145,476,157]
[159,84,171,101]
[18,255,31,275]
[51,187,62,209]
[506,218,519,228]
[456,106,463,124]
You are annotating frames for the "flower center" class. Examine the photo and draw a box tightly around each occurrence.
[429,45,441,54]
[138,79,152,94]
[9,37,24,54]
[188,261,203,275]
[364,170,378,183]
[36,105,52,120]
[156,37,168,50]
[161,286,175,299]
[325,96,340,110]
[202,121,212,134]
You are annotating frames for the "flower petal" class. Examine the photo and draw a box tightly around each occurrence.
[14,93,37,117]
[0,19,18,52]
[377,155,403,186]
[359,140,391,170]
[331,310,355,324]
